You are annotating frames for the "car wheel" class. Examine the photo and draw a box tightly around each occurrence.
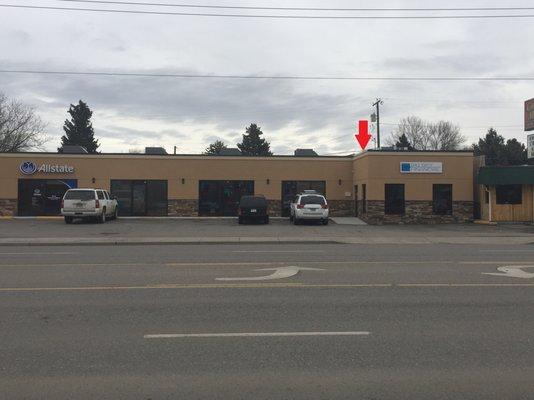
[322,218,329,225]
[113,208,118,220]
[98,209,106,223]
[64,216,73,224]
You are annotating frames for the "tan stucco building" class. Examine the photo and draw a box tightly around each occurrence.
[0,150,476,223]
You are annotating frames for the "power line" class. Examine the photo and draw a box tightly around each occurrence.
[3,4,534,19]
[1,69,533,81]
[56,1,534,12]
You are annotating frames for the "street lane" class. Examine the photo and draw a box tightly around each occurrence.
[1,243,534,288]
[1,242,534,399]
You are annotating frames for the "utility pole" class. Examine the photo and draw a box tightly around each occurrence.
[372,99,383,149]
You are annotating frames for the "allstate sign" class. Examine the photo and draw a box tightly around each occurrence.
[19,161,75,175]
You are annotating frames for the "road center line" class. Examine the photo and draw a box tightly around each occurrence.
[0,252,77,256]
[1,283,534,292]
[0,260,531,268]
[231,250,324,253]
[144,331,370,339]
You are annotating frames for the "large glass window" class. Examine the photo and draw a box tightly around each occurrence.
[433,184,453,215]
[199,180,254,216]
[110,180,168,216]
[385,184,405,215]
[18,179,77,216]
[496,184,522,205]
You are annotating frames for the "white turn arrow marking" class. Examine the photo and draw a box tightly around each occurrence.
[215,266,324,281]
[482,266,534,279]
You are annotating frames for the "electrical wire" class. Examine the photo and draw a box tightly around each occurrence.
[1,69,533,81]
[2,4,534,19]
[56,0,534,12]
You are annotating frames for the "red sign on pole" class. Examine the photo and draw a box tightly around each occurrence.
[355,120,372,150]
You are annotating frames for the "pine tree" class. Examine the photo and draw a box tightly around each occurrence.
[204,140,228,155]
[394,133,413,150]
[60,100,99,153]
[472,128,527,166]
[237,124,272,156]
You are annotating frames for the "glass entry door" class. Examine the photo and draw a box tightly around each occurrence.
[281,181,326,217]
[132,181,147,216]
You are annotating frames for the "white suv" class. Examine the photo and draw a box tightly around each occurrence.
[61,188,118,224]
[290,191,329,225]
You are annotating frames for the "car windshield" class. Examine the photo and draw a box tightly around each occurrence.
[64,190,95,201]
[300,195,325,205]
[240,196,267,207]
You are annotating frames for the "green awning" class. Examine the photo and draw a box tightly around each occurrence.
[477,166,534,185]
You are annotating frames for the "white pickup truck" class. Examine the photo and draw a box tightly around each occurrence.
[61,188,118,224]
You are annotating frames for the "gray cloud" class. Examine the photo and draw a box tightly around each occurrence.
[0,1,532,154]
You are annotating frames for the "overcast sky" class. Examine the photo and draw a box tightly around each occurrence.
[1,0,533,154]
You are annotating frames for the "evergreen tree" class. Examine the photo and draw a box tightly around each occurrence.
[473,128,527,166]
[394,133,413,150]
[237,123,272,156]
[473,128,507,165]
[503,138,527,165]
[60,100,99,153]
[204,140,228,155]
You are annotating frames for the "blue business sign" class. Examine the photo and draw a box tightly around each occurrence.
[400,162,442,174]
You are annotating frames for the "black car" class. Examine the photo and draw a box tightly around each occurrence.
[238,195,269,224]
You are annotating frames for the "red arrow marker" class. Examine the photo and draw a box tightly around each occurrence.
[355,120,372,150]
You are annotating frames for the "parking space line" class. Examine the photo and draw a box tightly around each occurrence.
[144,331,371,339]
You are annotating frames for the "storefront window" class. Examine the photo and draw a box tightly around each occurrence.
[199,180,254,216]
[496,184,522,205]
[110,180,168,216]
[385,184,405,215]
[18,179,77,216]
[433,184,453,215]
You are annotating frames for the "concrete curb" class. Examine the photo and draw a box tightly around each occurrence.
[0,237,340,246]
[0,236,534,246]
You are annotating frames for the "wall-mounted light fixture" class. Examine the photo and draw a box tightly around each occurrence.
[181,178,185,185]
[92,177,96,184]
[266,179,270,185]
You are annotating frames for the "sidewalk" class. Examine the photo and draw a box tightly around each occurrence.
[1,217,534,246]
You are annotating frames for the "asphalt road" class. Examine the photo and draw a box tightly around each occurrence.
[1,242,534,399]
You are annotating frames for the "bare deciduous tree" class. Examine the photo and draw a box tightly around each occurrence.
[388,116,430,150]
[388,116,465,151]
[0,92,47,152]
[427,120,465,151]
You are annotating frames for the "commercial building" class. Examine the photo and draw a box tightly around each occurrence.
[0,150,476,224]
[477,165,534,223]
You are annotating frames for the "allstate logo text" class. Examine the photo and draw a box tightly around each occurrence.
[19,161,74,175]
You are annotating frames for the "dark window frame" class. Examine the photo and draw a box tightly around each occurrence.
[433,184,453,215]
[385,184,405,215]
[495,184,522,205]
